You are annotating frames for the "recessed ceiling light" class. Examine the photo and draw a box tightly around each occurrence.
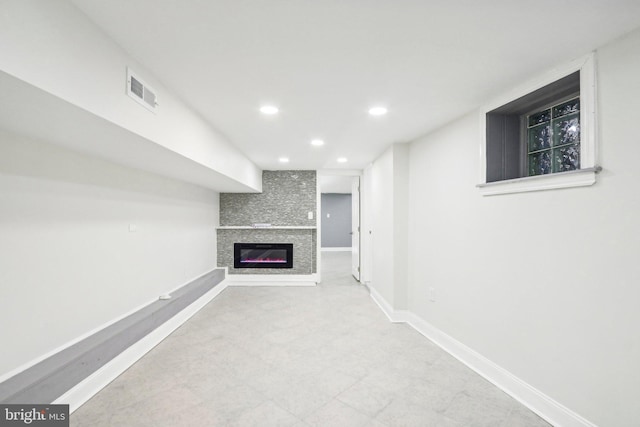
[260,105,279,115]
[337,157,348,163]
[368,106,388,116]
[278,157,289,163]
[311,139,324,146]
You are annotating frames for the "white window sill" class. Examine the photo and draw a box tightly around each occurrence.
[477,167,600,196]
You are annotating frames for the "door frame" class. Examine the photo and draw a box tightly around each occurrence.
[317,169,363,283]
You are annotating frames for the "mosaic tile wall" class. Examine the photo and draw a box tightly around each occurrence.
[218,170,317,275]
[217,229,316,275]
[220,170,316,226]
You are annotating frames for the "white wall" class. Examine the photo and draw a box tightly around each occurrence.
[0,130,220,378]
[0,0,261,191]
[366,144,409,310]
[393,144,409,310]
[405,29,640,427]
[361,166,374,284]
[368,148,395,305]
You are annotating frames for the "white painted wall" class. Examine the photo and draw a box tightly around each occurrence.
[368,148,395,305]
[0,130,220,378]
[360,166,374,284]
[392,144,409,310]
[366,144,409,310]
[405,30,640,427]
[0,0,261,192]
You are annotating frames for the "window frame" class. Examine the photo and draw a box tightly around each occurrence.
[478,53,598,196]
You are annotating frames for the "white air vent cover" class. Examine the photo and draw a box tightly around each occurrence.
[126,67,158,113]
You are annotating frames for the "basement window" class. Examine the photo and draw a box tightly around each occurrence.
[527,96,580,175]
[478,54,598,196]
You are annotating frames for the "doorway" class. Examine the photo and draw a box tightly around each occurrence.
[318,173,361,282]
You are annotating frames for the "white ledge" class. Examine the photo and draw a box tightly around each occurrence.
[216,226,317,230]
[225,273,319,286]
[477,167,600,196]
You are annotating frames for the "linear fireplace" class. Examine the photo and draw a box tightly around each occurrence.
[234,243,293,269]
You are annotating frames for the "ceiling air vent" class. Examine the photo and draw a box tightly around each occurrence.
[126,67,158,113]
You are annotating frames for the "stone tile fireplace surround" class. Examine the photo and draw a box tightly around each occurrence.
[217,170,317,276]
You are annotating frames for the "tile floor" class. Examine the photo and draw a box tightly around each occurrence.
[71,252,552,426]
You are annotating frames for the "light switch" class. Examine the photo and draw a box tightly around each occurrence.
[129,224,138,232]
[308,211,313,220]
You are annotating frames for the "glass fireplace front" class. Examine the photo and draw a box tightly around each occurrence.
[234,243,293,269]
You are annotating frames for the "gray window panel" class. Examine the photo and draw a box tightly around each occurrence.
[485,72,580,182]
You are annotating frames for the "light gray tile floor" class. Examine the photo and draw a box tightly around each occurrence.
[71,251,552,426]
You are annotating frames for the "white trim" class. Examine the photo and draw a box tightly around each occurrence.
[316,171,322,284]
[478,53,597,196]
[226,273,319,286]
[478,168,597,196]
[368,286,410,323]
[54,280,228,413]
[321,247,351,252]
[228,281,316,287]
[369,291,598,427]
[579,53,597,169]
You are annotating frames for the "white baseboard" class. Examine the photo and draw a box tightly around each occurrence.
[229,281,316,287]
[54,280,228,413]
[369,286,408,323]
[368,288,597,427]
[321,247,352,252]
[226,273,318,286]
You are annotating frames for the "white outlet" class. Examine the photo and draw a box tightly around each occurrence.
[429,287,436,302]
[129,224,138,232]
[308,211,314,220]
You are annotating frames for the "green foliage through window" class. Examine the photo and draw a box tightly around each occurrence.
[527,98,580,176]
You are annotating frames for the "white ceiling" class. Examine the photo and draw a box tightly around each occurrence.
[70,0,640,171]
